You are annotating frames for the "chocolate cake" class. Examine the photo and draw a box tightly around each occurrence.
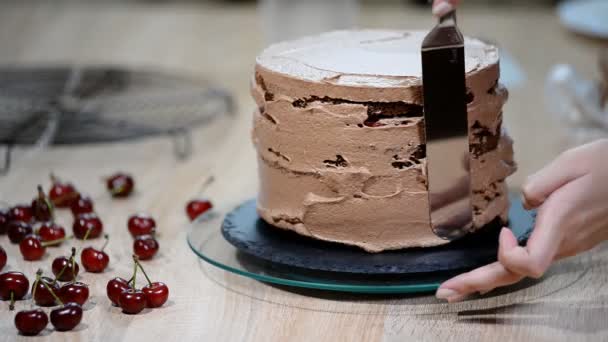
[251,30,516,252]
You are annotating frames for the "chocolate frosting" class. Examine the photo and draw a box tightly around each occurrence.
[251,30,516,252]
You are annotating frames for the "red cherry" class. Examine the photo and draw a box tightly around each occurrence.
[106,277,130,306]
[81,235,110,273]
[38,222,66,244]
[142,282,169,308]
[0,272,29,309]
[0,272,29,299]
[0,246,6,271]
[0,209,9,234]
[52,249,79,282]
[186,199,213,221]
[80,247,109,273]
[106,173,134,198]
[50,302,82,331]
[133,235,159,260]
[59,282,89,306]
[8,205,33,223]
[73,213,103,240]
[119,289,146,314]
[49,174,79,208]
[70,195,94,216]
[31,185,54,222]
[19,235,45,261]
[14,309,48,336]
[127,214,156,237]
[7,221,33,244]
[32,274,60,307]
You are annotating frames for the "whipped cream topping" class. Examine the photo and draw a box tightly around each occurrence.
[257,30,498,88]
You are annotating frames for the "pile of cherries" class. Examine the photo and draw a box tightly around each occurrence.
[0,172,131,335]
[1,184,70,262]
[0,171,214,336]
[1,268,84,335]
[107,255,169,314]
[0,177,105,263]
[1,244,98,335]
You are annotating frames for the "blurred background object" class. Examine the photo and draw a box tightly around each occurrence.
[259,0,359,44]
[546,50,608,147]
[0,67,234,174]
[0,67,233,145]
[558,0,608,40]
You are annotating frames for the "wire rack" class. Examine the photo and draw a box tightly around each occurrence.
[0,66,235,174]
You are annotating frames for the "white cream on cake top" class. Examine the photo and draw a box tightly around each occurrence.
[257,30,499,87]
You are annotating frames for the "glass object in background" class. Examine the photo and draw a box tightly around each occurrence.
[259,0,359,44]
[558,0,608,40]
[545,54,608,147]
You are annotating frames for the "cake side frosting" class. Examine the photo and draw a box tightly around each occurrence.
[251,30,516,252]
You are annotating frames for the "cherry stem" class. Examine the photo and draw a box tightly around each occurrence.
[110,187,124,195]
[70,247,77,282]
[53,266,66,285]
[50,173,59,184]
[82,227,93,242]
[133,255,152,286]
[197,175,215,195]
[41,235,73,247]
[32,270,42,304]
[130,257,138,289]
[40,276,63,306]
[9,291,15,311]
[37,184,55,219]
[100,234,109,252]
[52,248,77,284]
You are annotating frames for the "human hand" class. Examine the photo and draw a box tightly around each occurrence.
[432,0,461,17]
[436,139,608,302]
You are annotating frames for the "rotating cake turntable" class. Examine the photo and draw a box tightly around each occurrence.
[187,195,534,294]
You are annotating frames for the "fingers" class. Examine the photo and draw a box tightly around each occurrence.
[498,200,566,278]
[437,221,562,302]
[436,262,523,302]
[522,146,590,210]
[432,0,461,17]
[503,175,588,278]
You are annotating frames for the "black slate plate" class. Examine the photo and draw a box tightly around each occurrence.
[221,196,535,275]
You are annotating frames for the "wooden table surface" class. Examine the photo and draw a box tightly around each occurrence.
[1,2,607,341]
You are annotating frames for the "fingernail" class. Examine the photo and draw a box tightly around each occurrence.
[436,288,459,300]
[432,2,454,17]
[499,227,518,250]
[521,192,543,210]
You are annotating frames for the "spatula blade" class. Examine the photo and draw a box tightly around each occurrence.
[421,11,472,240]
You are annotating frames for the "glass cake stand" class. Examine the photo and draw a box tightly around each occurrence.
[187,195,534,294]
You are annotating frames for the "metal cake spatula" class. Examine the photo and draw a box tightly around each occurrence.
[421,11,472,240]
